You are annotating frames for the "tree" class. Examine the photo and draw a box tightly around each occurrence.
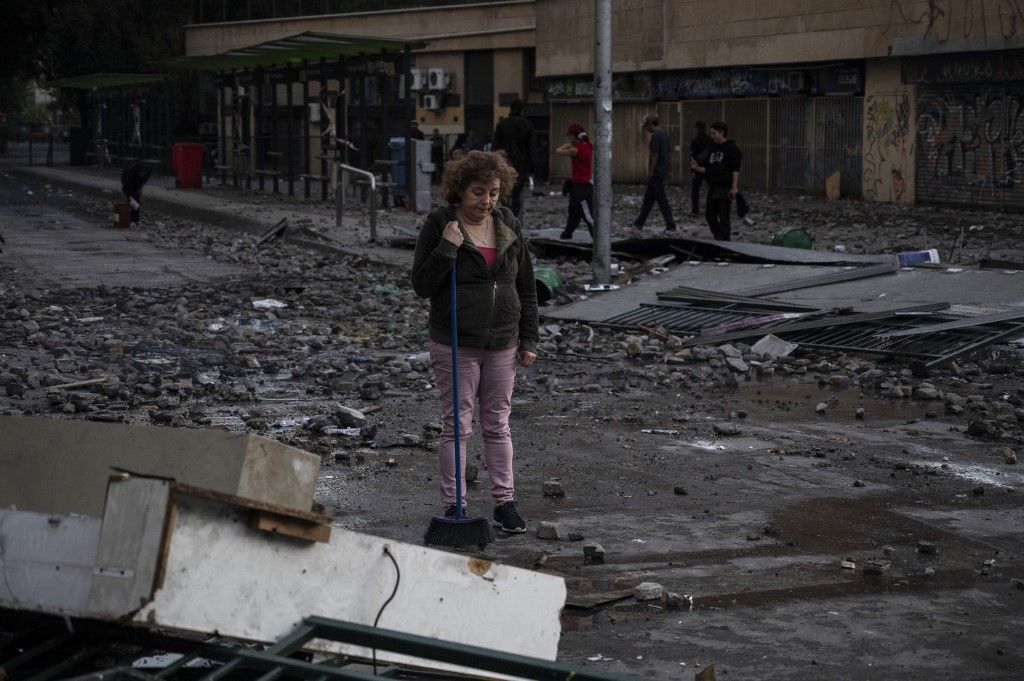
[0,1,192,124]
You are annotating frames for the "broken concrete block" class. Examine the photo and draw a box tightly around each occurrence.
[537,521,561,540]
[633,581,663,601]
[863,559,891,575]
[334,405,366,427]
[712,422,740,437]
[663,592,694,610]
[542,479,565,497]
[917,540,937,555]
[0,416,320,517]
[724,357,749,373]
[718,344,742,359]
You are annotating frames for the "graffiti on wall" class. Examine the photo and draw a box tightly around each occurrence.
[863,91,914,202]
[883,0,1024,43]
[916,85,1024,207]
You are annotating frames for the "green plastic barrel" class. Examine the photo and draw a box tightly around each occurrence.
[534,266,563,305]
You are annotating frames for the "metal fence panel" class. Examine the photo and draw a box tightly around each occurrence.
[656,101,684,184]
[769,98,810,192]
[552,95,862,197]
[916,82,1024,210]
[812,97,863,198]
[722,98,769,191]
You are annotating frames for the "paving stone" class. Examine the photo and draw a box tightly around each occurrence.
[536,521,561,540]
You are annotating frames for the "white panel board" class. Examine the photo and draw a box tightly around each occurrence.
[134,497,566,670]
[0,510,100,613]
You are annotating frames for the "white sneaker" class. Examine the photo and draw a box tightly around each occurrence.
[742,215,756,226]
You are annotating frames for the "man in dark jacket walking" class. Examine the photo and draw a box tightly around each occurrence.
[632,113,676,232]
[689,120,710,215]
[491,99,535,218]
[121,160,151,225]
[690,121,741,241]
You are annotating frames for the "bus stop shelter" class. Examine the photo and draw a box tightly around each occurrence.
[46,73,172,172]
[160,32,424,201]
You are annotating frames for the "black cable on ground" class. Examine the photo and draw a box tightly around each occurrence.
[372,546,401,675]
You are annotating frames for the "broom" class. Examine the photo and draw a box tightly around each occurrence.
[423,258,494,548]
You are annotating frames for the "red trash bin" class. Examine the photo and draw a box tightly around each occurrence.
[173,142,204,189]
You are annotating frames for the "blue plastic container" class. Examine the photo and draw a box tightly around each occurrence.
[388,136,407,200]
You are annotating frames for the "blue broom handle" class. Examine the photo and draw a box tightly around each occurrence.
[450,258,463,519]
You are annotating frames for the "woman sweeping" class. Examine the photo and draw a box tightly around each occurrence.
[411,150,539,534]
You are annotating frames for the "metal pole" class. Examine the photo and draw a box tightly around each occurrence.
[403,45,414,210]
[592,0,613,285]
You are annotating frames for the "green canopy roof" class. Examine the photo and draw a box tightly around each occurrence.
[160,31,425,72]
[46,73,168,90]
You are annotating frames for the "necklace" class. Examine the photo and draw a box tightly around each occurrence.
[458,208,492,246]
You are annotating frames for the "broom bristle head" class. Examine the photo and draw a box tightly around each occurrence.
[423,515,494,547]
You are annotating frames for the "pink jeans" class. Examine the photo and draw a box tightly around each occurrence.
[429,340,518,507]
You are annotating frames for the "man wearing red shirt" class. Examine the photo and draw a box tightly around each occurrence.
[555,122,594,239]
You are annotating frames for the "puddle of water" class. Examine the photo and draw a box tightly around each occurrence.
[738,379,930,422]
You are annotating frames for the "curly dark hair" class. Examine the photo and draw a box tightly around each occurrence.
[440,150,518,204]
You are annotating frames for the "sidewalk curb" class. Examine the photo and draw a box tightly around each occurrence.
[11,166,264,235]
[9,166,396,263]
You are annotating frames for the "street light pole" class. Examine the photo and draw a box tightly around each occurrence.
[592,0,613,285]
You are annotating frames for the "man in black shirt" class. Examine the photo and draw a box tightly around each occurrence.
[689,120,710,216]
[492,99,536,218]
[632,113,676,232]
[690,121,741,241]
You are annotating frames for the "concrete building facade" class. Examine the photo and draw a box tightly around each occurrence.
[185,1,543,174]
[185,0,1024,209]
[536,0,1024,209]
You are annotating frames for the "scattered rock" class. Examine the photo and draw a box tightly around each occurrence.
[917,540,937,555]
[863,559,891,575]
[542,479,565,498]
[536,521,561,540]
[673,486,688,496]
[712,422,740,436]
[1000,447,1017,465]
[583,543,605,562]
[815,402,827,414]
[724,357,749,373]
[633,581,664,601]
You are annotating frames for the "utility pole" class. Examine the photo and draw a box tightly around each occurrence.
[592,0,613,285]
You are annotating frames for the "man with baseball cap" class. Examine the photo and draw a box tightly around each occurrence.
[632,113,676,233]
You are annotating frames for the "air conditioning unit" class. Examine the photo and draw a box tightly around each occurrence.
[428,68,452,91]
[410,69,426,91]
[422,94,442,111]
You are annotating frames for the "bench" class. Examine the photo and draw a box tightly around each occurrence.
[249,168,281,193]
